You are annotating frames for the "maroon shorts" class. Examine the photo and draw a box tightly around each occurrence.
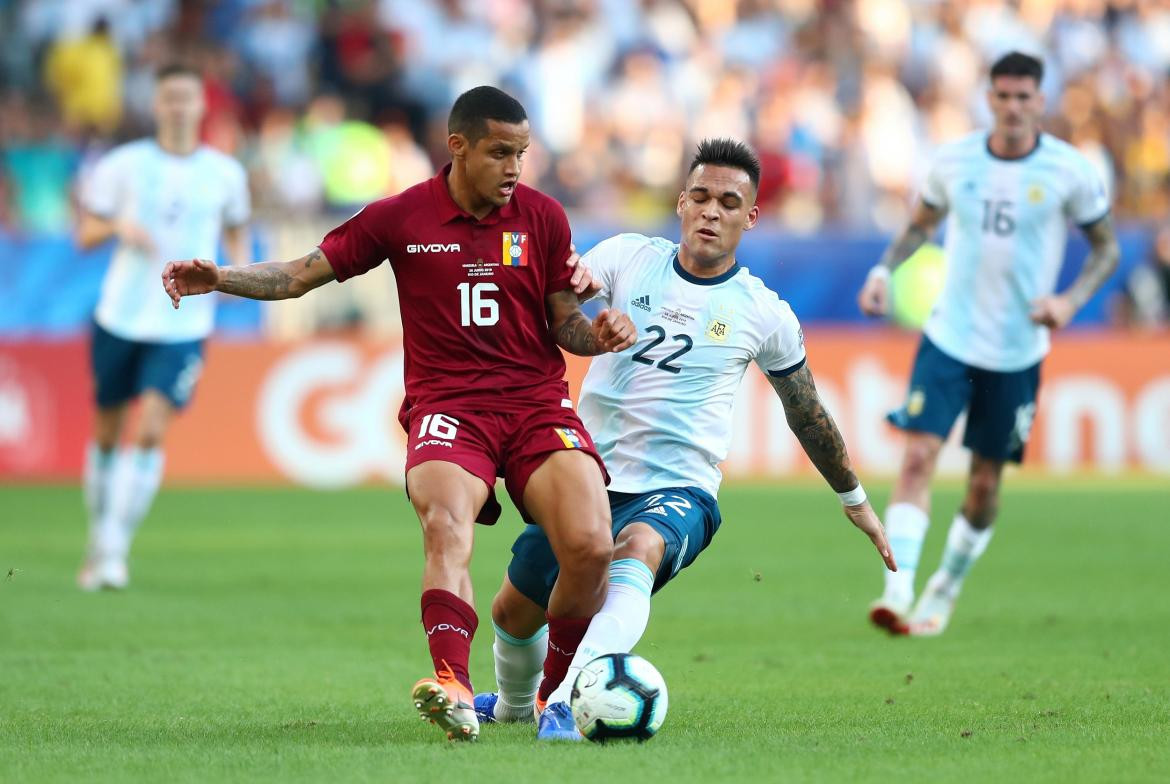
[404,402,608,525]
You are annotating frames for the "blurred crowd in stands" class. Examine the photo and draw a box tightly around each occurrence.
[0,0,1167,324]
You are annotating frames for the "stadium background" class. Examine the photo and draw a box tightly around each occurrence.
[1,0,1168,484]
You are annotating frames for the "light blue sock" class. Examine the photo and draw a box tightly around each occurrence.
[547,558,654,706]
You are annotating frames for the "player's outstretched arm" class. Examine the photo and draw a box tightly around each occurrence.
[1030,215,1120,329]
[546,290,636,356]
[162,247,336,309]
[858,200,945,317]
[768,365,896,571]
[76,210,154,252]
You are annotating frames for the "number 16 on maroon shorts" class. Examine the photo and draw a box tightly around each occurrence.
[404,402,609,525]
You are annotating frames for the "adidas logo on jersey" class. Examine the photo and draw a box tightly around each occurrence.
[631,294,652,312]
[645,506,668,517]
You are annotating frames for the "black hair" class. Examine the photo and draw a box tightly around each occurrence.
[688,137,761,190]
[156,63,202,82]
[448,86,527,143]
[990,51,1044,85]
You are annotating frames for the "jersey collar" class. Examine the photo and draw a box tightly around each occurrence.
[673,251,740,285]
[985,132,1043,162]
[431,163,520,225]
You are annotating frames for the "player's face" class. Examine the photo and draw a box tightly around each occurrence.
[451,120,530,209]
[987,75,1044,144]
[676,165,759,266]
[153,74,206,136]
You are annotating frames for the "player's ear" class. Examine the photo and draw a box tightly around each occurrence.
[675,191,685,217]
[744,204,760,231]
[448,133,467,160]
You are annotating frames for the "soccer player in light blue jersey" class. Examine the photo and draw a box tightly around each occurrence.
[474,138,897,740]
[858,52,1120,636]
[76,64,251,591]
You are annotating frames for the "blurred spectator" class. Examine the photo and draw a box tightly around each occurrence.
[43,17,123,135]
[0,0,1168,235]
[0,95,79,234]
[1115,226,1170,329]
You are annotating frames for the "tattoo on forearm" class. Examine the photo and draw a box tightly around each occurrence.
[1067,216,1120,309]
[769,366,858,492]
[879,223,929,271]
[556,311,601,356]
[218,264,296,300]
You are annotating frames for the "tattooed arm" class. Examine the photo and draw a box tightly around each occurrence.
[162,247,336,307]
[1030,215,1121,329]
[769,364,858,492]
[858,200,946,317]
[546,289,637,356]
[769,363,897,570]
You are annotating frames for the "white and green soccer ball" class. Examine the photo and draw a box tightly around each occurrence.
[570,653,669,742]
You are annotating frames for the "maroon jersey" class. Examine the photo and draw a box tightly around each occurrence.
[319,164,575,423]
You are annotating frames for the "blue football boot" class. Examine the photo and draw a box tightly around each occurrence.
[473,692,499,724]
[536,701,582,741]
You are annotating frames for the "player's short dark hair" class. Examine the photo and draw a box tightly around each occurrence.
[448,86,528,143]
[156,63,202,83]
[688,138,761,190]
[990,51,1044,85]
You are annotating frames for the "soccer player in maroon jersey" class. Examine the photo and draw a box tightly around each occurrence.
[162,86,637,743]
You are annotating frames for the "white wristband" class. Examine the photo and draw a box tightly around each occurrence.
[838,484,867,506]
[866,265,891,283]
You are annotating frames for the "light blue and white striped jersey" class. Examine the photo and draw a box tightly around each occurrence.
[82,140,250,342]
[579,234,806,498]
[920,132,1108,371]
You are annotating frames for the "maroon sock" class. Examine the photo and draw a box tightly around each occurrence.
[420,589,478,692]
[539,613,592,702]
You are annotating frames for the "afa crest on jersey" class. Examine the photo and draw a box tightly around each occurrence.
[554,427,583,449]
[705,318,731,342]
[503,232,528,266]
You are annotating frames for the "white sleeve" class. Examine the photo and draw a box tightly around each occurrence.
[754,301,807,378]
[579,234,630,306]
[1066,157,1110,227]
[223,160,251,227]
[918,154,948,211]
[81,148,126,218]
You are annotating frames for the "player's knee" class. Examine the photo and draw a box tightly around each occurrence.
[903,439,941,482]
[417,504,472,558]
[613,529,665,572]
[559,532,613,579]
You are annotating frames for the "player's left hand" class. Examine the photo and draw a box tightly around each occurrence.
[842,501,897,572]
[593,308,637,353]
[1029,295,1076,329]
[567,244,603,300]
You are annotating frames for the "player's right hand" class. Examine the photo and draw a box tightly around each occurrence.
[566,243,603,300]
[162,259,220,309]
[117,220,155,252]
[842,501,898,572]
[857,269,890,317]
[593,308,637,353]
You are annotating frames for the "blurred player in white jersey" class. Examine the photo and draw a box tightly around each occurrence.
[76,64,251,590]
[858,52,1119,636]
[474,139,897,740]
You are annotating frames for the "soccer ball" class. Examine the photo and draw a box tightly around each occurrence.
[570,653,668,742]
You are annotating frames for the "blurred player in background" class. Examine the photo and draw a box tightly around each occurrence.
[76,63,251,592]
[475,139,896,740]
[858,52,1120,636]
[163,86,636,743]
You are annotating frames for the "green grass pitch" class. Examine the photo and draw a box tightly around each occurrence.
[2,480,1168,783]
